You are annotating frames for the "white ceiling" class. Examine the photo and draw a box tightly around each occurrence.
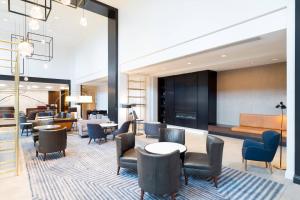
[0,80,69,92]
[127,30,286,77]
[0,0,107,48]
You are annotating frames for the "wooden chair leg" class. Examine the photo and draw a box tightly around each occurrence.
[88,138,92,144]
[184,175,188,185]
[36,151,38,157]
[63,150,66,157]
[265,162,268,168]
[269,162,273,173]
[140,189,144,200]
[244,160,247,171]
[212,176,218,188]
[43,153,46,161]
[171,193,176,200]
[117,166,120,175]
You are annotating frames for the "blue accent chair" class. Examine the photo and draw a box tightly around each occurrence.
[242,130,280,173]
[112,121,131,140]
[87,124,107,144]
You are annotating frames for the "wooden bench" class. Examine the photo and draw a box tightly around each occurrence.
[232,113,286,137]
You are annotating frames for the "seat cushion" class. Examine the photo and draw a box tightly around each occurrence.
[120,148,137,163]
[184,152,210,170]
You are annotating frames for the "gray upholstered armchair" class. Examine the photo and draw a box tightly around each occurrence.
[184,135,224,187]
[35,128,67,161]
[159,128,185,145]
[115,132,137,175]
[144,122,167,138]
[136,147,181,200]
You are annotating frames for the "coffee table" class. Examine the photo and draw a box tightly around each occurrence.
[145,142,187,155]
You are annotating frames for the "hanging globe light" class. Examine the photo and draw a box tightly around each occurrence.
[18,41,33,58]
[29,19,39,30]
[30,6,43,19]
[80,16,87,27]
[61,0,71,6]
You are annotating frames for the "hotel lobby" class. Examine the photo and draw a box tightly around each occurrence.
[0,0,300,200]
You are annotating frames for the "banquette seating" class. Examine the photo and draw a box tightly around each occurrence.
[232,113,286,137]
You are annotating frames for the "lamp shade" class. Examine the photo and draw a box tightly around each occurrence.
[65,96,77,102]
[65,95,92,103]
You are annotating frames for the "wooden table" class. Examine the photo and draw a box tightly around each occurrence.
[145,142,187,155]
[33,125,61,131]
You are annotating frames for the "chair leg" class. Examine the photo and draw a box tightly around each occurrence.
[140,189,144,200]
[63,150,66,157]
[171,193,176,200]
[43,153,46,161]
[36,151,38,157]
[269,162,273,173]
[265,162,268,168]
[88,138,92,144]
[117,166,120,175]
[212,176,218,188]
[184,175,188,185]
[244,160,247,171]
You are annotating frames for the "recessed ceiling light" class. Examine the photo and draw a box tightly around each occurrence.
[19,85,24,88]
[0,84,6,87]
[45,86,52,89]
[187,62,192,65]
[43,63,48,69]
[32,85,39,89]
[221,54,227,58]
[272,58,279,61]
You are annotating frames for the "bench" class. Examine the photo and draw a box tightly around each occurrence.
[231,113,286,137]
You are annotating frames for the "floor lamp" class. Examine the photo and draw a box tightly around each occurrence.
[275,101,286,170]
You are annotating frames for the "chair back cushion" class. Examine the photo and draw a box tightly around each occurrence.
[206,135,224,175]
[38,128,67,153]
[262,130,280,153]
[137,147,181,195]
[159,128,185,145]
[87,124,105,139]
[144,122,166,137]
[119,121,131,133]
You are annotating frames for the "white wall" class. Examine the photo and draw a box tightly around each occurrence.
[101,0,287,72]
[217,63,286,125]
[96,84,108,111]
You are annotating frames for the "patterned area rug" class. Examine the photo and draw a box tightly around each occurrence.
[21,135,284,200]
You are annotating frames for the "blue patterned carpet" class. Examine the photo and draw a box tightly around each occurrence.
[21,135,284,200]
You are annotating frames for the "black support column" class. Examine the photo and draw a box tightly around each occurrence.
[79,0,118,122]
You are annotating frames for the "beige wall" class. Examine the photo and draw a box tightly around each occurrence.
[217,63,286,126]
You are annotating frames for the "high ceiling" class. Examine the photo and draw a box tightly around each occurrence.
[0,0,107,48]
[0,80,69,92]
[127,30,286,77]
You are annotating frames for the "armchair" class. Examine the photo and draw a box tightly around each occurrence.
[242,130,280,173]
[136,147,181,200]
[144,122,166,138]
[87,124,107,144]
[35,128,67,161]
[159,128,185,145]
[115,132,137,175]
[184,135,224,187]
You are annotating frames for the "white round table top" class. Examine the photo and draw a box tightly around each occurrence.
[145,142,187,155]
[34,125,61,130]
[100,123,118,128]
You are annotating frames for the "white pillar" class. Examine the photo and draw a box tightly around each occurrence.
[146,76,158,122]
[286,0,295,180]
[118,72,129,125]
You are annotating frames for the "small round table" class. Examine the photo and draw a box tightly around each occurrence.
[34,125,61,131]
[145,142,187,155]
[100,123,118,129]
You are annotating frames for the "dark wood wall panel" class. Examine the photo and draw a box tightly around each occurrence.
[158,70,217,130]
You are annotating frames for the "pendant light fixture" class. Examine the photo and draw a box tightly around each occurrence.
[18,4,33,58]
[80,8,87,27]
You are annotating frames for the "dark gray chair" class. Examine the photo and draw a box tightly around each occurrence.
[184,135,224,187]
[144,122,167,138]
[20,115,32,136]
[159,128,185,145]
[32,119,54,144]
[87,124,107,144]
[35,128,67,161]
[137,147,181,200]
[112,121,131,140]
[115,132,137,175]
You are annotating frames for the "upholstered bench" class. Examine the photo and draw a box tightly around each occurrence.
[231,113,286,137]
